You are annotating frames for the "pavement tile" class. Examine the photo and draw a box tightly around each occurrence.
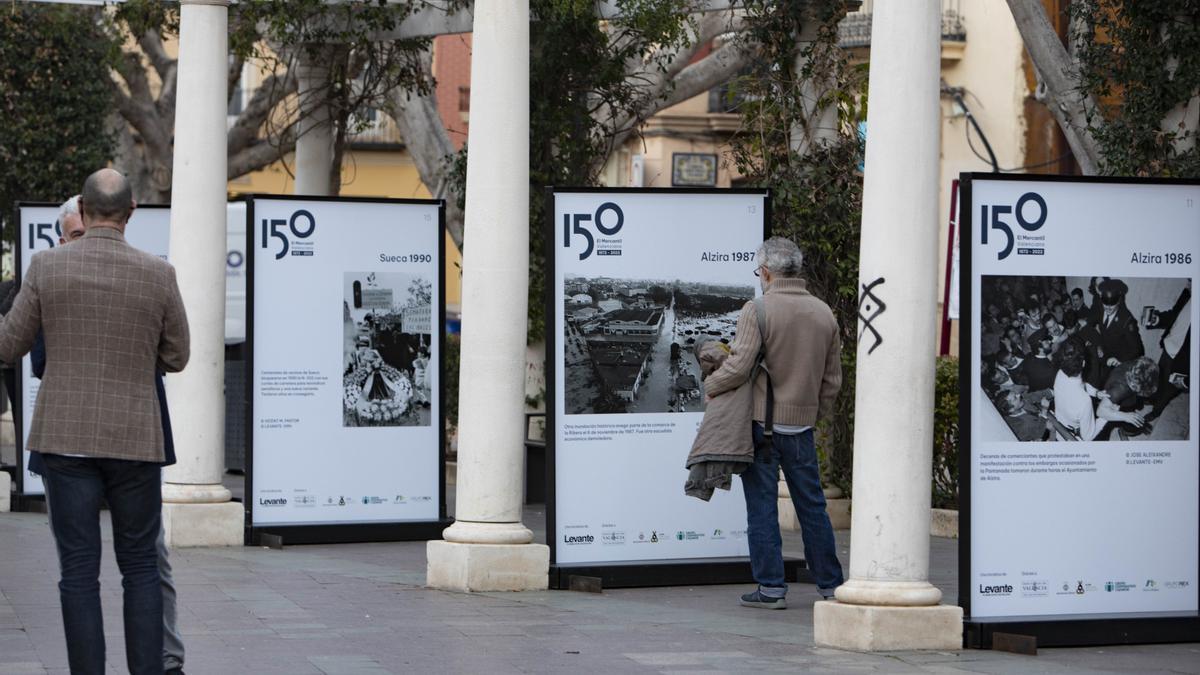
[4,501,1200,674]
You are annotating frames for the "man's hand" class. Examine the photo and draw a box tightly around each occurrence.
[1106,357,1120,367]
[1121,411,1145,428]
[1169,373,1189,390]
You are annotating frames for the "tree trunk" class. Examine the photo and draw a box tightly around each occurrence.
[1006,0,1101,174]
[385,49,465,249]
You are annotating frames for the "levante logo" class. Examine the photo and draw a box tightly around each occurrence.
[563,202,624,260]
[980,191,1047,261]
[978,583,1013,596]
[563,534,595,545]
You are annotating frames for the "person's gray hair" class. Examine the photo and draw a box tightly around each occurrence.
[57,195,81,225]
[756,236,804,278]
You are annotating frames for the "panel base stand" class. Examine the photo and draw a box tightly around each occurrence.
[964,617,1200,648]
[814,600,963,651]
[427,539,550,592]
[163,501,244,548]
[0,471,9,512]
[550,556,807,590]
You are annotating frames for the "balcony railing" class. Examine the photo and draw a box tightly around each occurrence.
[839,0,966,49]
[348,109,405,147]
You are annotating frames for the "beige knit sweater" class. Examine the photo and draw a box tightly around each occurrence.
[703,278,842,426]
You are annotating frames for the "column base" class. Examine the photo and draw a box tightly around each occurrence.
[814,600,963,651]
[162,481,232,504]
[162,501,243,548]
[427,539,549,592]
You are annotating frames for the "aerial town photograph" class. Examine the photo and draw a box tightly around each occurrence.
[563,276,754,414]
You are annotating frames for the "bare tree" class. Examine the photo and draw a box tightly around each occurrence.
[108,26,300,203]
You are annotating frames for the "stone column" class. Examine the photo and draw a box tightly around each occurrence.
[161,0,243,547]
[426,0,549,591]
[293,47,334,196]
[790,16,839,157]
[813,0,962,650]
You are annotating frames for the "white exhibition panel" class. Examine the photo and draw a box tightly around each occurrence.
[552,190,767,565]
[250,198,441,526]
[967,177,1200,621]
[226,201,247,344]
[16,204,170,496]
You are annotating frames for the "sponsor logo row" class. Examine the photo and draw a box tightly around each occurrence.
[257,493,433,508]
[977,577,1190,598]
[560,526,747,546]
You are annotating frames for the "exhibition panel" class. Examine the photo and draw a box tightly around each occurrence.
[12,203,171,500]
[246,195,450,544]
[960,174,1200,646]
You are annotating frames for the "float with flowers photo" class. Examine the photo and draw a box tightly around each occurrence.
[343,271,433,427]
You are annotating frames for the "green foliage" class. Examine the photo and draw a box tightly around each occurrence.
[1073,1,1200,177]
[443,333,461,433]
[729,1,866,494]
[526,0,694,343]
[0,4,117,249]
[932,356,959,510]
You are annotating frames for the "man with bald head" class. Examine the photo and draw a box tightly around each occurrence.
[0,168,190,675]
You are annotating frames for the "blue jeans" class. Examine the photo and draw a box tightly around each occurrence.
[42,454,164,675]
[741,424,844,597]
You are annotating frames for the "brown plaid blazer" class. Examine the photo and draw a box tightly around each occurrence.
[0,226,189,462]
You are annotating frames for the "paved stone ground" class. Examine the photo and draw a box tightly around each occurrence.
[2,484,1198,674]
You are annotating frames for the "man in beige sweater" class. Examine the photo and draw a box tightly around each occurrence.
[704,237,843,609]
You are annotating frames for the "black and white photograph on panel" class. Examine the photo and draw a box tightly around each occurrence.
[979,274,1190,442]
[343,271,433,427]
[563,275,754,414]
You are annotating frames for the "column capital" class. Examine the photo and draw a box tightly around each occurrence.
[180,0,230,6]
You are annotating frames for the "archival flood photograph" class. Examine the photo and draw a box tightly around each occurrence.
[563,276,755,414]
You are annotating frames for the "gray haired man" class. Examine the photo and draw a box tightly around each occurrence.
[704,236,845,608]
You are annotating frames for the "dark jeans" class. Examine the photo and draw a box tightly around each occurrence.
[741,424,844,597]
[42,454,164,675]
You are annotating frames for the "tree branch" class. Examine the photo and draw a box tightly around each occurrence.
[137,31,174,81]
[384,48,464,249]
[594,10,745,139]
[228,70,298,156]
[1006,0,1101,174]
[228,133,296,180]
[228,53,246,104]
[110,54,172,161]
[600,37,754,172]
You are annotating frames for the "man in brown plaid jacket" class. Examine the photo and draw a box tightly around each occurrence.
[0,168,189,675]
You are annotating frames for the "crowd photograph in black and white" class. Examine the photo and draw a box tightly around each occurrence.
[343,271,434,427]
[979,274,1191,442]
[563,276,754,414]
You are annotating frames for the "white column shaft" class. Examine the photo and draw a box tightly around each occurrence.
[163,0,230,503]
[294,51,334,196]
[444,0,531,542]
[790,19,839,156]
[840,0,942,607]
